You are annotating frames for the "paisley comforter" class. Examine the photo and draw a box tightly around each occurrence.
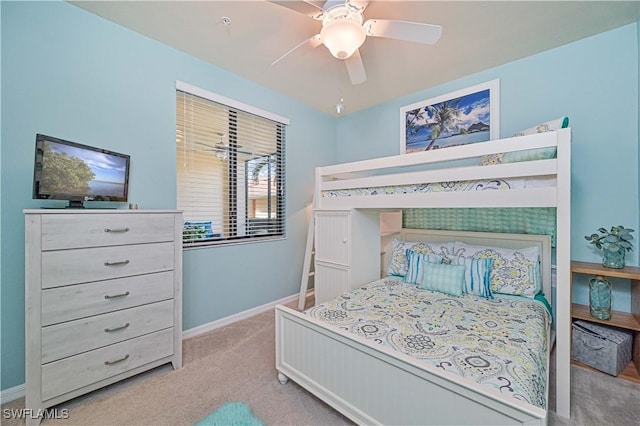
[306,277,551,409]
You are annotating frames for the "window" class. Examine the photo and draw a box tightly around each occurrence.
[176,82,288,246]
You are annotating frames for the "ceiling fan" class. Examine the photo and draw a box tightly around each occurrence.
[270,0,442,85]
[194,133,253,161]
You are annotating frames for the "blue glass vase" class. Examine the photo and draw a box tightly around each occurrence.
[603,247,625,269]
[589,275,611,320]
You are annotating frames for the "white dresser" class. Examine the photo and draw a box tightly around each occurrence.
[314,209,380,304]
[24,209,183,425]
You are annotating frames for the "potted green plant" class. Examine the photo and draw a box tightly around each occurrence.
[584,225,635,269]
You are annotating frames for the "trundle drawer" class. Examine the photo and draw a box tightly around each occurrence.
[42,300,174,364]
[41,271,174,325]
[41,242,174,288]
[41,213,176,250]
[41,328,174,401]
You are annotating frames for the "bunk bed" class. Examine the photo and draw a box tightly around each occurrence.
[275,128,572,425]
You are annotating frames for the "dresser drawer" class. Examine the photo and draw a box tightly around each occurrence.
[41,242,174,289]
[41,271,174,325]
[41,328,174,401]
[42,300,174,364]
[41,213,176,250]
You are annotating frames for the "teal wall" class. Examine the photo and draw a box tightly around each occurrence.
[1,1,335,391]
[1,1,638,393]
[335,24,639,309]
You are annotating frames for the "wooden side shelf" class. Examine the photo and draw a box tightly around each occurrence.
[571,303,640,331]
[570,261,640,384]
[571,260,640,280]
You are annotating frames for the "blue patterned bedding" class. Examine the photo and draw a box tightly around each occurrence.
[306,277,551,409]
[322,176,555,198]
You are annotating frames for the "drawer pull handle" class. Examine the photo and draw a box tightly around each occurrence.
[104,291,130,300]
[104,354,130,365]
[104,227,130,233]
[104,260,130,267]
[104,323,130,333]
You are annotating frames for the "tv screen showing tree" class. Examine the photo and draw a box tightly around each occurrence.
[33,134,130,206]
[40,142,97,195]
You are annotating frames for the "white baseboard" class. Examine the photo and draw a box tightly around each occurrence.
[1,383,25,404]
[182,292,300,339]
[0,292,304,404]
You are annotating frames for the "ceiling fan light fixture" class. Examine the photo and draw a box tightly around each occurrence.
[321,16,366,59]
[215,150,228,162]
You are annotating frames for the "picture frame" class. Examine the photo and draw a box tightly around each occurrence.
[400,79,500,154]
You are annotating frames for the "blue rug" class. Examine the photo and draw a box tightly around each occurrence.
[195,402,264,426]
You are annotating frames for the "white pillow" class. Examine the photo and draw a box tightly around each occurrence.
[453,242,541,298]
[387,238,455,278]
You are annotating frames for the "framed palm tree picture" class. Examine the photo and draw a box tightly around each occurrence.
[400,79,500,154]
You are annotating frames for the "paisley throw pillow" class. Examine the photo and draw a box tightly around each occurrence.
[453,242,541,298]
[387,238,455,278]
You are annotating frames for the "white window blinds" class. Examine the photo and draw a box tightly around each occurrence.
[176,85,286,246]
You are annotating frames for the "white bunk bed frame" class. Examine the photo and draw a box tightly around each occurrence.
[276,128,572,424]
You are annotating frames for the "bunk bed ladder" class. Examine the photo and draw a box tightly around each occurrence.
[297,196,315,310]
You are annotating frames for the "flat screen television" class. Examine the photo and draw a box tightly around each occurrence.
[33,134,130,208]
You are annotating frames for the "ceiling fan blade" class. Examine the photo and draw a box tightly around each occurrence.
[197,147,254,156]
[270,1,326,19]
[193,141,224,150]
[348,0,370,12]
[344,49,367,85]
[364,19,442,45]
[194,141,248,151]
[324,0,368,11]
[271,34,322,66]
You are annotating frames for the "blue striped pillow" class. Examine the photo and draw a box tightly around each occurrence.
[462,257,494,299]
[404,250,443,284]
[419,261,465,297]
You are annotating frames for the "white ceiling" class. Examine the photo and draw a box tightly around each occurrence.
[70,1,639,116]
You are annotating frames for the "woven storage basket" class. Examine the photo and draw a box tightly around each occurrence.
[571,320,633,376]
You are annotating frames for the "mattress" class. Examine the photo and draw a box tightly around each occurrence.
[306,277,551,409]
[322,176,556,198]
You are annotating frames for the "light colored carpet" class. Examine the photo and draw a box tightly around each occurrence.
[547,348,640,426]
[2,303,639,425]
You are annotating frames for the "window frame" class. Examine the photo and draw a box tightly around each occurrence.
[176,81,289,249]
